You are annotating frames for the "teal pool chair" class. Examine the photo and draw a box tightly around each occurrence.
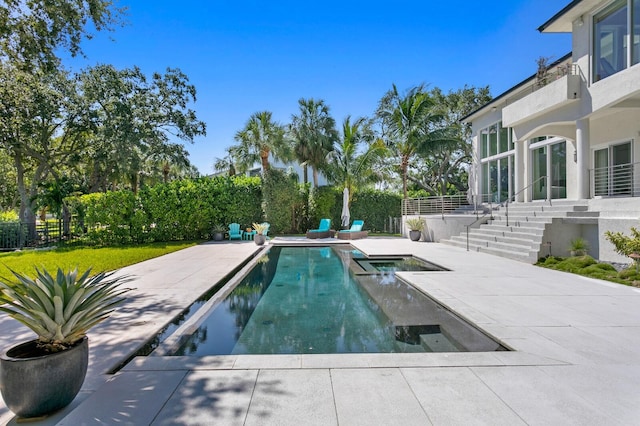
[262,222,270,238]
[228,223,243,240]
[306,218,334,239]
[337,220,368,240]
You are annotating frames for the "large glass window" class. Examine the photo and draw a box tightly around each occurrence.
[531,141,567,200]
[551,142,567,199]
[594,0,628,82]
[532,147,547,200]
[634,0,640,65]
[480,128,488,158]
[499,122,510,153]
[593,142,633,196]
[480,122,513,159]
[489,124,498,156]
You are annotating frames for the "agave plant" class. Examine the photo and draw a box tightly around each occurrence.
[252,222,269,235]
[0,267,131,353]
[405,217,425,232]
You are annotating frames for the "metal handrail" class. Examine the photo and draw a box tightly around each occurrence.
[505,176,548,227]
[466,214,489,251]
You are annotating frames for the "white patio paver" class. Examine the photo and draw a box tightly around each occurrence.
[1,238,640,425]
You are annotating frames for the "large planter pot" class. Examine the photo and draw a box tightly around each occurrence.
[212,232,224,241]
[409,230,422,241]
[254,234,266,246]
[0,336,89,418]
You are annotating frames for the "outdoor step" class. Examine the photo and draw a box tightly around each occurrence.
[447,235,540,253]
[565,211,600,217]
[486,220,548,230]
[504,204,589,213]
[491,214,555,222]
[440,239,537,263]
[470,227,544,240]
[467,231,543,247]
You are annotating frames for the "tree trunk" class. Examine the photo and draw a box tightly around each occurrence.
[312,167,319,188]
[401,156,409,199]
[302,165,308,184]
[14,154,37,244]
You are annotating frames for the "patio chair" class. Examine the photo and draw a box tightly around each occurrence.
[262,222,270,238]
[228,223,243,240]
[306,218,334,239]
[337,220,368,240]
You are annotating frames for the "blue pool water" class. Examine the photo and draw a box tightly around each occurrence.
[168,245,505,356]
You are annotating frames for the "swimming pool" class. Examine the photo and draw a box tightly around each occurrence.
[160,245,506,356]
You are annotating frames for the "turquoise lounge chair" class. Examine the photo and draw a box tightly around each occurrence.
[262,222,270,238]
[306,218,333,239]
[228,223,243,240]
[337,220,368,240]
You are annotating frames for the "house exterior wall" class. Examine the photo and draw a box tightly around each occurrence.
[464,0,640,262]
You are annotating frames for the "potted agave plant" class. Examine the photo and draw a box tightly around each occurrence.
[405,217,425,242]
[252,222,269,246]
[0,267,130,419]
[211,224,226,241]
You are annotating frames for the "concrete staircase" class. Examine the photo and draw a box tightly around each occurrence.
[440,200,595,263]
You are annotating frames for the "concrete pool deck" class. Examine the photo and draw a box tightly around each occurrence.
[1,238,640,425]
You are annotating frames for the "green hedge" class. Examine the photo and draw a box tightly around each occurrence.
[73,176,262,244]
[69,175,401,244]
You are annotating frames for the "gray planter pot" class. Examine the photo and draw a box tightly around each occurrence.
[409,230,422,241]
[0,336,89,418]
[212,232,224,241]
[254,234,266,246]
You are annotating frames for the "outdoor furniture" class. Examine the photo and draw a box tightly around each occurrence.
[306,218,335,239]
[337,220,368,240]
[262,222,270,238]
[228,223,243,240]
[243,230,256,240]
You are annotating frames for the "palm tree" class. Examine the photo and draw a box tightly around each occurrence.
[325,116,387,202]
[376,84,456,199]
[232,111,290,173]
[213,149,237,176]
[290,98,339,187]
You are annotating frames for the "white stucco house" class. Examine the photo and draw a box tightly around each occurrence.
[442,0,640,263]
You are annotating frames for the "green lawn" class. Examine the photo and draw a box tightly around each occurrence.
[0,241,198,282]
[537,255,640,287]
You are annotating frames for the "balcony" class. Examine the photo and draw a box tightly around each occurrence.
[503,64,581,127]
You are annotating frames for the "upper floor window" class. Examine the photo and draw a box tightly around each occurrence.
[480,122,512,159]
[593,0,640,82]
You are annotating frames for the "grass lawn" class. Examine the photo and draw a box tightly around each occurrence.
[537,255,640,287]
[0,241,198,281]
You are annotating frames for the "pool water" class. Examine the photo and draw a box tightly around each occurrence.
[168,246,505,356]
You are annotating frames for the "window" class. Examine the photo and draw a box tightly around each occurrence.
[634,0,640,64]
[594,0,628,82]
[479,122,513,159]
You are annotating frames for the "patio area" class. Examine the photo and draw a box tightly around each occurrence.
[1,238,639,425]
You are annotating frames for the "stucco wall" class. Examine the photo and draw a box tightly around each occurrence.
[403,215,488,242]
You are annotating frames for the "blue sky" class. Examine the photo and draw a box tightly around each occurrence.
[67,0,572,175]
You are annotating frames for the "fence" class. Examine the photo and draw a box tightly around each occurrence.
[401,195,471,216]
[0,220,78,250]
[591,161,640,198]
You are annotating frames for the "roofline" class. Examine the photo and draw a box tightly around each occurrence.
[461,52,573,123]
[537,0,584,32]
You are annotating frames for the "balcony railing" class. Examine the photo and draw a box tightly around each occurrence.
[590,161,640,198]
[401,195,472,217]
[504,63,579,107]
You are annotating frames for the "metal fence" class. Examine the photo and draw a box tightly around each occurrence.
[0,220,78,250]
[401,195,471,216]
[591,161,640,198]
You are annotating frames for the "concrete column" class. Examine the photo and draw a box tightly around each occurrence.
[576,119,590,199]
[514,139,525,202]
